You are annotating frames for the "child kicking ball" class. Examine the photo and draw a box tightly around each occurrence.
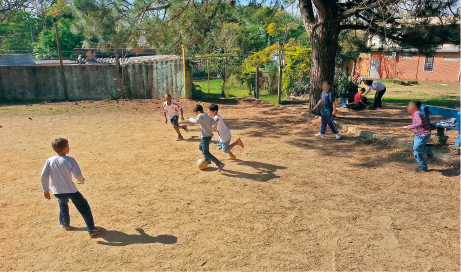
[208,104,244,159]
[162,94,188,140]
[188,104,225,172]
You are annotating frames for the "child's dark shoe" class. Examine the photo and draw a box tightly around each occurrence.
[62,225,71,230]
[89,227,105,237]
[413,167,428,172]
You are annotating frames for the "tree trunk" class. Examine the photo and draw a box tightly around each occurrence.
[307,22,340,113]
[299,0,341,114]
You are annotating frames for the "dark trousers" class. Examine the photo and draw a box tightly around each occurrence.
[320,114,339,134]
[54,191,95,232]
[373,88,386,108]
[199,136,222,166]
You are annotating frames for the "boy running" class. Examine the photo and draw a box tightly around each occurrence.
[208,104,244,160]
[163,94,188,140]
[312,81,341,139]
[401,100,433,172]
[188,104,225,171]
[40,138,104,237]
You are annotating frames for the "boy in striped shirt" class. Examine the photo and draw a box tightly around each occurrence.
[402,100,433,172]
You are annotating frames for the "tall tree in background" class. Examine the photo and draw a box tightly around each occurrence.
[299,0,460,112]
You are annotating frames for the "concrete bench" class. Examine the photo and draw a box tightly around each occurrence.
[420,105,460,146]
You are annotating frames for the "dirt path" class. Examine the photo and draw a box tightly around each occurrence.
[0,98,459,271]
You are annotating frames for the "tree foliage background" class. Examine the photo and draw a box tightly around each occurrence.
[0,0,459,105]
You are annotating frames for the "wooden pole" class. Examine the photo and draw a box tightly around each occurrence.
[255,66,259,99]
[221,57,227,97]
[207,58,210,94]
[54,23,68,100]
[277,54,282,104]
[113,45,125,98]
[182,44,187,98]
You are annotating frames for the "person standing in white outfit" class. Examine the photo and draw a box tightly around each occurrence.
[363,80,386,109]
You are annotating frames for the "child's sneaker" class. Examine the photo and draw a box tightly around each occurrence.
[217,163,225,172]
[62,225,71,230]
[237,138,244,148]
[176,135,184,141]
[315,133,325,137]
[228,155,236,160]
[89,227,105,237]
[335,133,341,140]
[413,167,428,172]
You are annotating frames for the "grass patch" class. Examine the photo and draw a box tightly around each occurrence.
[194,79,287,104]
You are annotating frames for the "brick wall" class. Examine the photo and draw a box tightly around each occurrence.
[352,52,460,82]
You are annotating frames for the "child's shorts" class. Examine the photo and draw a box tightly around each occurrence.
[170,116,179,126]
[217,139,231,152]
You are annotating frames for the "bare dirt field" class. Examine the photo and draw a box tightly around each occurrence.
[286,103,459,155]
[0,98,459,271]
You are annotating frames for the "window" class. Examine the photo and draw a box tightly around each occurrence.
[424,56,434,72]
[442,55,459,61]
[384,53,393,58]
[401,54,415,59]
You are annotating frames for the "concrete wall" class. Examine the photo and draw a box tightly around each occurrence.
[0,59,192,102]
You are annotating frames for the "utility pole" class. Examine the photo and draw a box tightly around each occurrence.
[54,23,68,100]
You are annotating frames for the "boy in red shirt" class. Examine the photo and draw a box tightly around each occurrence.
[353,88,368,110]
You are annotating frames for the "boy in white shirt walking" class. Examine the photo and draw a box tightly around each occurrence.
[208,104,244,160]
[40,138,104,237]
[162,94,188,140]
[188,104,225,172]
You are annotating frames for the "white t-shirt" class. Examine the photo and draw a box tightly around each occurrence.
[213,114,232,143]
[41,155,82,194]
[162,101,182,119]
[370,81,386,91]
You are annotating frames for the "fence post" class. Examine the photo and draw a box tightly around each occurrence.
[54,23,68,100]
[182,44,187,99]
[277,64,282,104]
[207,58,210,94]
[255,66,259,99]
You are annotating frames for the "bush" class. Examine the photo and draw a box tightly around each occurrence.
[333,75,358,98]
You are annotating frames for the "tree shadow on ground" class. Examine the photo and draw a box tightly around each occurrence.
[430,168,460,177]
[97,228,177,246]
[220,160,287,182]
[192,97,240,105]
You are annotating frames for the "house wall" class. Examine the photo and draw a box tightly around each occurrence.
[352,52,460,82]
[0,59,192,102]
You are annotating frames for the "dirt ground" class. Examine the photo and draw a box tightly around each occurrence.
[0,98,459,271]
[286,103,459,154]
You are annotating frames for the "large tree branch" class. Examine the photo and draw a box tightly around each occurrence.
[299,0,316,24]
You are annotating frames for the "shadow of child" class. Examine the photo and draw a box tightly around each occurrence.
[97,228,177,246]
